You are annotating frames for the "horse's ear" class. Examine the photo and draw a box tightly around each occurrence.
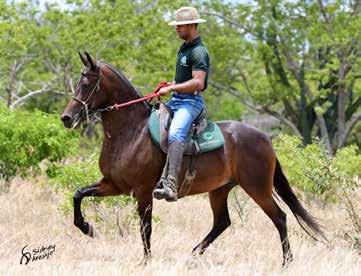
[78,51,87,66]
[84,51,95,69]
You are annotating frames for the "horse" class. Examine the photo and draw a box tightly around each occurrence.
[61,52,325,266]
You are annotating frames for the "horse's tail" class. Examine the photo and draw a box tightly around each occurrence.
[273,158,327,242]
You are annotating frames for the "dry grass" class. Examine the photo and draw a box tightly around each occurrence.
[0,178,360,276]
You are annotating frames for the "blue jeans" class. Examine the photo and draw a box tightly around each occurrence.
[166,93,204,144]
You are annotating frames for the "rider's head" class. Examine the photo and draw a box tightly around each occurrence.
[168,7,205,41]
[175,24,197,41]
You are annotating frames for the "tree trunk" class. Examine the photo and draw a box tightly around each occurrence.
[299,62,312,144]
[6,61,18,107]
[317,113,333,155]
[337,84,347,148]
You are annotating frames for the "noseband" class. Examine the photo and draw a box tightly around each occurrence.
[72,71,101,123]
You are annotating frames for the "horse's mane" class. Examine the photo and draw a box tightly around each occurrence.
[101,62,152,111]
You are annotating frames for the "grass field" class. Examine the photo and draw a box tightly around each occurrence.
[0,178,360,275]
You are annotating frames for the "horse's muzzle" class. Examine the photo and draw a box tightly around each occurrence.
[60,113,73,128]
[61,109,85,129]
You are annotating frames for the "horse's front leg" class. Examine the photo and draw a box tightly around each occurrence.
[73,178,120,237]
[136,192,153,263]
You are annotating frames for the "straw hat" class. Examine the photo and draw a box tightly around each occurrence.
[168,7,206,26]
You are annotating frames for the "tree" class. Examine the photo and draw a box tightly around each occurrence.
[1,0,359,152]
[0,0,186,111]
[205,0,361,154]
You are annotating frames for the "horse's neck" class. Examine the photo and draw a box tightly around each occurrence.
[99,64,151,147]
[101,107,149,141]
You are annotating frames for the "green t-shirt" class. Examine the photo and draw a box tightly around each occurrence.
[175,36,210,91]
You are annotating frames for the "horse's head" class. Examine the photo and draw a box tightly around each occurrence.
[61,52,106,129]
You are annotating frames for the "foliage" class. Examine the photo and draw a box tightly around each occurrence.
[205,93,245,121]
[204,0,361,153]
[274,135,361,250]
[0,103,79,181]
[0,0,244,119]
[273,134,361,199]
[2,0,359,149]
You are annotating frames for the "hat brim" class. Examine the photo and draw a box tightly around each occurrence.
[168,19,206,26]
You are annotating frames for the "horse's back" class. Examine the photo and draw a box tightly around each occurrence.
[216,120,272,147]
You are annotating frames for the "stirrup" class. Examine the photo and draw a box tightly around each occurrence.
[153,177,169,200]
[154,176,166,190]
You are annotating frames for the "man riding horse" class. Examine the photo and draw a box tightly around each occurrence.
[60,6,325,265]
[152,7,210,202]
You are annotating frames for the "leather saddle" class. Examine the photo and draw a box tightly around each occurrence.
[148,102,225,155]
[158,102,208,155]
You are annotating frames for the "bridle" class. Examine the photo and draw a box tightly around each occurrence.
[71,67,170,127]
[72,70,102,124]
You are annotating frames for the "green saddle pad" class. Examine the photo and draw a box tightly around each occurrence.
[148,109,225,153]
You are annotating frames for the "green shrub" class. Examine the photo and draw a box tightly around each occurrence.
[273,134,361,199]
[333,145,361,178]
[0,103,79,181]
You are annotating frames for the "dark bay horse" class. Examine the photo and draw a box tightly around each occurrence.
[61,52,325,265]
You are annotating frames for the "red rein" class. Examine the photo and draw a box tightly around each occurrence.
[104,81,171,111]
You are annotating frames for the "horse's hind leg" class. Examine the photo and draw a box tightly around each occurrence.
[250,194,292,266]
[192,183,234,255]
[73,179,120,237]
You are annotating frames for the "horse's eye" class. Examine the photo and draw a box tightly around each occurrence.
[82,77,89,88]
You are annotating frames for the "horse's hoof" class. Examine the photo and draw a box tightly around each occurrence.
[87,223,94,238]
[185,255,201,269]
[282,252,293,268]
[137,256,151,266]
[191,245,204,256]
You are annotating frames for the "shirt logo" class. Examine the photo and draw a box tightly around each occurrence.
[180,56,188,66]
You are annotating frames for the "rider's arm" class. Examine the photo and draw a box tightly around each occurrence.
[159,46,209,95]
[169,70,206,93]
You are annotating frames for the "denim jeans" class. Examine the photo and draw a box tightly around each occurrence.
[165,92,205,144]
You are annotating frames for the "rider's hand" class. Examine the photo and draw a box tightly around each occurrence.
[158,85,174,95]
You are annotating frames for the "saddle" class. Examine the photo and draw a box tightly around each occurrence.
[148,102,225,198]
[148,103,224,155]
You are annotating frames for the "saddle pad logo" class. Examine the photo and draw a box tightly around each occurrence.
[202,132,213,141]
[181,56,188,66]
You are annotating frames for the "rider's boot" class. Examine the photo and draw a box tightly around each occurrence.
[152,141,184,201]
